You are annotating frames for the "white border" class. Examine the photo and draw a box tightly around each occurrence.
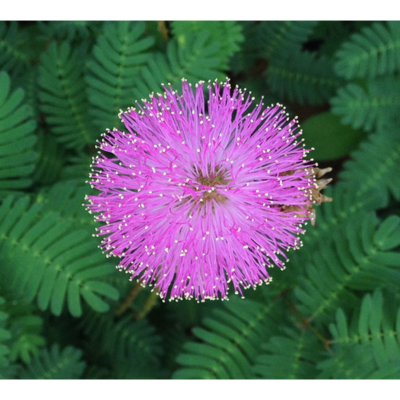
[0,379,396,400]
[1,1,397,21]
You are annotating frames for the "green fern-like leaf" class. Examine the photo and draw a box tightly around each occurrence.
[32,131,64,186]
[38,41,98,150]
[173,297,281,379]
[259,21,318,60]
[266,51,342,105]
[36,182,133,296]
[331,76,400,132]
[0,196,119,317]
[291,151,397,287]
[317,344,400,379]
[3,302,46,364]
[0,298,11,378]
[59,151,92,185]
[86,21,155,130]
[300,124,400,254]
[0,22,32,76]
[291,183,386,266]
[37,180,96,232]
[11,67,40,118]
[311,21,358,57]
[133,33,226,100]
[334,21,400,80]
[19,344,86,379]
[229,22,263,74]
[38,21,100,42]
[318,291,400,378]
[111,355,167,379]
[253,327,324,379]
[340,128,400,201]
[295,214,400,325]
[10,320,45,365]
[171,21,244,69]
[330,291,400,364]
[82,365,110,379]
[295,119,400,254]
[83,312,163,377]
[34,182,132,297]
[0,71,37,197]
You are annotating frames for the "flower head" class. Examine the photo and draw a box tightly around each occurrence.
[86,79,317,302]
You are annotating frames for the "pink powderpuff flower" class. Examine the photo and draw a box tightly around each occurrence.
[86,79,317,302]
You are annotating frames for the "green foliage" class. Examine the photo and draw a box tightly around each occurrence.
[267,51,343,105]
[335,22,400,80]
[133,33,226,100]
[331,77,400,132]
[311,21,357,57]
[318,291,400,378]
[0,196,119,317]
[38,41,98,150]
[32,131,64,185]
[59,151,92,185]
[85,313,162,363]
[259,21,318,60]
[173,297,281,379]
[0,22,32,76]
[5,302,46,364]
[11,67,40,118]
[291,120,400,281]
[0,71,37,197]
[38,21,100,42]
[295,183,385,257]
[37,180,96,232]
[301,112,364,160]
[86,21,155,130]
[253,328,324,379]
[18,344,86,379]
[318,344,400,379]
[230,22,264,74]
[340,128,400,201]
[83,312,163,378]
[0,298,11,377]
[295,214,400,325]
[171,21,244,69]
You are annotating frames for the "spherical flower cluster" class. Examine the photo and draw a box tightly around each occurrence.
[86,79,317,302]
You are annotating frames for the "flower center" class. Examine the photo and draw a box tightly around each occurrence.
[174,165,231,217]
[202,190,229,204]
[197,171,231,187]
[196,166,231,205]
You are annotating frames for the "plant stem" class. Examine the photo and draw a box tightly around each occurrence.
[135,291,159,320]
[288,301,333,353]
[115,282,143,316]
[158,21,169,43]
